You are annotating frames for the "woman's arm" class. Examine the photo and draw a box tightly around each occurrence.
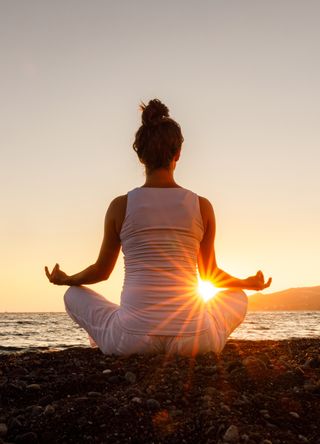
[198,196,272,291]
[45,195,127,286]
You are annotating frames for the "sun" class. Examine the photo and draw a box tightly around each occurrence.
[197,278,219,302]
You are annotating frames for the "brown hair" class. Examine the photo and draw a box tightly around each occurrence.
[133,99,184,171]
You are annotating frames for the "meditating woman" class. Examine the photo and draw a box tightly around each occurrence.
[45,99,271,355]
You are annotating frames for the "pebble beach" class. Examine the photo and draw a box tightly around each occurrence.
[1,338,319,444]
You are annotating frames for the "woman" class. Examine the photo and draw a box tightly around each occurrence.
[45,99,271,356]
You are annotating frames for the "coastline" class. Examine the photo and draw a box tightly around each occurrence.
[0,338,319,443]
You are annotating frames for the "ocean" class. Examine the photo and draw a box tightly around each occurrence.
[0,311,319,354]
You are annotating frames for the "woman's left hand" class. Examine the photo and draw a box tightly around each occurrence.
[243,270,272,291]
[45,264,70,285]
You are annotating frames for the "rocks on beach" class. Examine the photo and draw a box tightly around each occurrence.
[0,338,319,443]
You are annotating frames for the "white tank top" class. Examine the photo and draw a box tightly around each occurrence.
[118,187,208,335]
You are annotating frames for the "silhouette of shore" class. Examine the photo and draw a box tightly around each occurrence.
[248,285,320,311]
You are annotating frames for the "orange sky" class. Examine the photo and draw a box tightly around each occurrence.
[1,1,319,311]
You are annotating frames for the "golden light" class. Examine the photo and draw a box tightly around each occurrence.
[197,278,219,302]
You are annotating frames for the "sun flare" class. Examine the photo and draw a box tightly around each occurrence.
[197,279,219,302]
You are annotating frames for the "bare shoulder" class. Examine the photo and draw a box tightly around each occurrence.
[198,195,213,210]
[198,195,214,217]
[198,195,215,233]
[106,194,128,235]
[107,194,128,213]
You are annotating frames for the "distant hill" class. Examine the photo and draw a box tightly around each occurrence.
[248,285,320,311]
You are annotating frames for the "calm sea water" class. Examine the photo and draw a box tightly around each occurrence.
[0,312,319,354]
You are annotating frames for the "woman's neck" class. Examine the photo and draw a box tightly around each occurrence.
[143,167,180,188]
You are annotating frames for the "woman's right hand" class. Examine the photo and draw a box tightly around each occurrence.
[45,264,70,285]
[243,271,272,291]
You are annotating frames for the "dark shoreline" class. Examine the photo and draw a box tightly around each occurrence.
[0,339,319,444]
[0,345,93,355]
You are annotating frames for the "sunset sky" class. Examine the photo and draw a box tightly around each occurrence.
[1,0,319,311]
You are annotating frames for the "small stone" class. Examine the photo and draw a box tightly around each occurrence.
[125,387,143,398]
[205,425,216,439]
[15,431,38,443]
[26,383,41,390]
[205,387,220,397]
[303,382,316,392]
[171,409,183,417]
[200,409,214,420]
[38,395,53,406]
[298,434,309,442]
[108,375,122,384]
[44,405,55,415]
[77,416,87,426]
[105,395,119,407]
[146,384,156,394]
[88,391,102,398]
[203,365,217,375]
[125,371,136,384]
[223,424,239,443]
[8,382,23,392]
[117,406,130,417]
[265,422,278,430]
[31,405,43,416]
[146,398,160,411]
[225,389,240,400]
[289,411,300,419]
[233,399,246,407]
[102,369,112,375]
[8,417,23,430]
[242,356,267,373]
[41,430,56,441]
[131,397,142,404]
[154,391,167,401]
[303,357,320,369]
[0,423,7,437]
[220,403,231,413]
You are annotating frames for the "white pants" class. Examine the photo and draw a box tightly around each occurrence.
[64,286,247,356]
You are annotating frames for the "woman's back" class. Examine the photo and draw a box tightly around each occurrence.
[118,187,208,335]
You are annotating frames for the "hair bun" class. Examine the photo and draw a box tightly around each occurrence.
[141,99,169,126]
